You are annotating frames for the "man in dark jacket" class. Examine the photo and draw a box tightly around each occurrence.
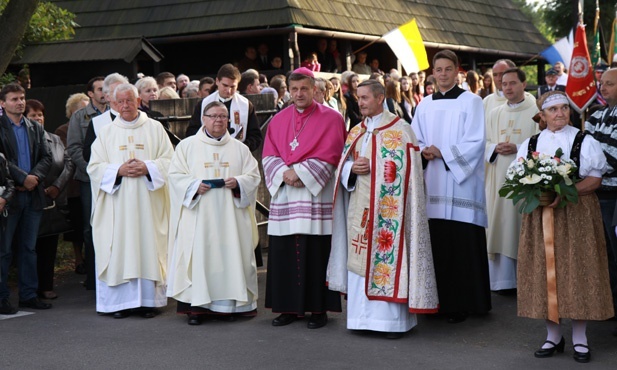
[0,83,52,314]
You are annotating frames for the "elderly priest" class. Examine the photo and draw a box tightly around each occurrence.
[167,101,261,325]
[88,83,173,319]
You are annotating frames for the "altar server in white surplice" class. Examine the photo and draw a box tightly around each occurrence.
[88,83,173,319]
[167,101,261,326]
[411,50,491,324]
[485,68,538,292]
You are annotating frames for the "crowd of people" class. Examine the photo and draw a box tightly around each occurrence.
[0,45,616,364]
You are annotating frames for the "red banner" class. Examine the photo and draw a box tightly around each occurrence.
[566,23,597,113]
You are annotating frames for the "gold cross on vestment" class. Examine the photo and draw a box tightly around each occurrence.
[204,153,229,178]
[118,136,145,159]
[500,120,522,142]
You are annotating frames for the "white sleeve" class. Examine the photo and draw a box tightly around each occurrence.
[182,180,202,209]
[579,136,608,178]
[340,159,355,191]
[143,160,166,191]
[100,164,121,194]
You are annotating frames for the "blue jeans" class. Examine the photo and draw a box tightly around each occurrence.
[0,192,43,301]
[597,194,617,312]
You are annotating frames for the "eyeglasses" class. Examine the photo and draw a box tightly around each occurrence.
[204,114,229,121]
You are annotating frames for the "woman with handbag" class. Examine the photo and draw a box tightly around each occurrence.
[25,100,74,300]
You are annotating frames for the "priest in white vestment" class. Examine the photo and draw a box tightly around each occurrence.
[485,69,538,292]
[88,83,173,318]
[167,101,261,326]
[328,80,438,339]
[483,59,515,117]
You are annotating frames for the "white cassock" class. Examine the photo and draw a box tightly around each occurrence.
[88,111,173,313]
[166,128,261,312]
[484,96,538,290]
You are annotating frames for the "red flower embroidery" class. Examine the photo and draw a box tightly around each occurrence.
[377,228,394,253]
[384,160,396,183]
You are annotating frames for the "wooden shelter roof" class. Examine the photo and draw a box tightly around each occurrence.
[22,0,549,63]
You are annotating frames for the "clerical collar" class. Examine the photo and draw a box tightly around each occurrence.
[496,90,505,97]
[295,102,315,115]
[203,126,224,141]
[219,96,233,103]
[122,115,139,125]
[432,85,465,100]
[507,98,526,108]
[365,112,383,129]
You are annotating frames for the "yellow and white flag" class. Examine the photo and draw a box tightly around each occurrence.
[383,19,429,73]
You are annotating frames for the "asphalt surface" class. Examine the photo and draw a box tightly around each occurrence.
[1,256,616,370]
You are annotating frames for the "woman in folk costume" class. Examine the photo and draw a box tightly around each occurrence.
[515,91,613,363]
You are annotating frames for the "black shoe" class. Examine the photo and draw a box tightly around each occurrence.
[139,308,157,319]
[385,332,404,339]
[446,312,468,323]
[272,313,297,327]
[307,313,328,329]
[75,263,86,275]
[495,288,517,296]
[188,314,202,326]
[612,326,617,337]
[216,315,236,322]
[573,344,591,363]
[18,297,52,310]
[534,337,565,358]
[0,298,17,315]
[113,310,131,319]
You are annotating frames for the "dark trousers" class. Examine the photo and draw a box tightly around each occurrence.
[79,181,96,291]
[36,234,59,292]
[597,193,617,312]
[0,192,43,300]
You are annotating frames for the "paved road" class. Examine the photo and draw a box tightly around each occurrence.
[1,257,616,369]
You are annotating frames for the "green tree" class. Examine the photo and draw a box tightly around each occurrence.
[541,0,617,41]
[513,0,554,43]
[0,0,76,78]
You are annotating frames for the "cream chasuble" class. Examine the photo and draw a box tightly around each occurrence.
[88,112,173,293]
[485,95,538,260]
[167,129,260,311]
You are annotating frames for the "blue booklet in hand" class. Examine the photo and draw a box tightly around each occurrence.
[202,179,225,188]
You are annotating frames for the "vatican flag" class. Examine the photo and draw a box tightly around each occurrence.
[383,19,429,73]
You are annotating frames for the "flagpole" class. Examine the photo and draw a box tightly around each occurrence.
[352,38,383,55]
[580,1,584,123]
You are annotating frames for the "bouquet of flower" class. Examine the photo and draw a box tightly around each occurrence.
[498,148,579,214]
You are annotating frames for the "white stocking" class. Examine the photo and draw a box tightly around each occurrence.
[571,320,588,353]
[542,319,562,349]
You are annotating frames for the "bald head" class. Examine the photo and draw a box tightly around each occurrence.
[601,69,617,107]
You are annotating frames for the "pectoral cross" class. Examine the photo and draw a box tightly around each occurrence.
[500,120,522,142]
[118,136,145,159]
[289,138,299,151]
[204,152,229,177]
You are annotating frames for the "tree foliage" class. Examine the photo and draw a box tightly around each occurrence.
[540,0,617,41]
[0,0,77,52]
[0,0,76,78]
[512,0,555,43]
